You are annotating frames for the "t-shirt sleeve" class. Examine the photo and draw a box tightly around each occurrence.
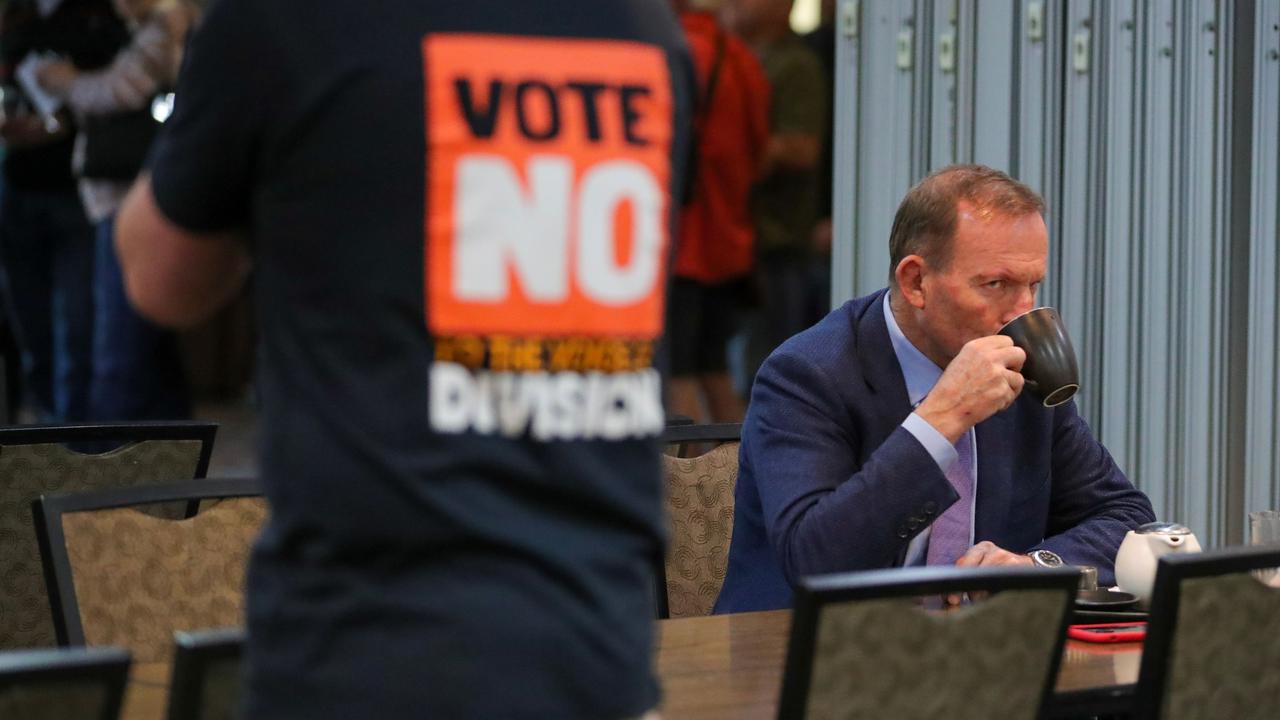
[149,0,269,233]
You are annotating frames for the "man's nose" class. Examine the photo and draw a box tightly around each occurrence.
[1002,287,1038,324]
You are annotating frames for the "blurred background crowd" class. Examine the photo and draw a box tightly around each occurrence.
[0,0,835,430]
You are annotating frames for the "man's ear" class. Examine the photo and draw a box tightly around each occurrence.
[894,255,928,309]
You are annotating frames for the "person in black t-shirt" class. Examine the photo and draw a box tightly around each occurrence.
[115,2,693,718]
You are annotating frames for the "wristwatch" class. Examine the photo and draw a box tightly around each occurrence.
[1027,549,1064,568]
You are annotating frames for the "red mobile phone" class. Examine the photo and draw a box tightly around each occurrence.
[1067,622,1147,643]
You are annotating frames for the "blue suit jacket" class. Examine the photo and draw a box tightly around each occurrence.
[713,290,1156,613]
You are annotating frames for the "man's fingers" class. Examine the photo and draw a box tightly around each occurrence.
[1004,369,1025,397]
[954,541,1033,568]
[954,542,992,567]
[994,345,1027,371]
[969,335,1015,350]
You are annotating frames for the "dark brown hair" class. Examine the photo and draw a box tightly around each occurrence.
[887,165,1044,284]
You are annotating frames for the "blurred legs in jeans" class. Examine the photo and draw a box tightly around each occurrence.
[0,186,94,421]
[90,215,189,420]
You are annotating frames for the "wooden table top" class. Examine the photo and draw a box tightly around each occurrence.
[122,662,168,720]
[655,609,1143,719]
[122,610,1143,720]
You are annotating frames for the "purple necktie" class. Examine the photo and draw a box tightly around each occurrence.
[926,431,974,566]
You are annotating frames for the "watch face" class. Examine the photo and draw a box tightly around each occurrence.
[1032,550,1063,567]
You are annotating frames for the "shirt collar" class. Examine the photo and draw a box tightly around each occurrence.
[882,293,944,407]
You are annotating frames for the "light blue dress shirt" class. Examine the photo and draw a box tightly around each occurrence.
[882,294,978,565]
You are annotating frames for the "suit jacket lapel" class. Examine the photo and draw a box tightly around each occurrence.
[853,289,914,443]
[852,290,916,567]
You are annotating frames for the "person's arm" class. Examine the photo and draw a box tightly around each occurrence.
[762,133,819,173]
[113,0,266,327]
[744,347,958,583]
[115,174,250,327]
[37,13,186,115]
[1029,402,1156,585]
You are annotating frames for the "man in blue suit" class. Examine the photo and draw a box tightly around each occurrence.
[715,165,1155,613]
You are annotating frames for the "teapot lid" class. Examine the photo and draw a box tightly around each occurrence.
[1135,521,1193,535]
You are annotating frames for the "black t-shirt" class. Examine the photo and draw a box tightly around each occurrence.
[150,1,692,718]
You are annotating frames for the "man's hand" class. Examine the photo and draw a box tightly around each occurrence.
[35,60,77,95]
[943,541,1033,606]
[915,335,1026,443]
[954,541,1033,569]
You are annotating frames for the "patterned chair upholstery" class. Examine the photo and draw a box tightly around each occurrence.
[0,423,215,650]
[661,441,739,618]
[779,566,1078,720]
[0,646,130,720]
[35,478,262,664]
[1136,546,1280,720]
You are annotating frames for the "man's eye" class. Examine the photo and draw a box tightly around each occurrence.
[984,280,1004,290]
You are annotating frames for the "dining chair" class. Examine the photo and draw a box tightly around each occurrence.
[777,565,1078,720]
[0,646,131,720]
[0,421,218,650]
[34,478,265,662]
[656,422,741,619]
[167,628,245,720]
[1133,545,1280,720]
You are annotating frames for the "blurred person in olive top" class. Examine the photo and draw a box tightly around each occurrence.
[667,0,769,425]
[723,0,827,394]
[115,1,693,718]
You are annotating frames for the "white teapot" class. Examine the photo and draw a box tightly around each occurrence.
[1115,521,1202,602]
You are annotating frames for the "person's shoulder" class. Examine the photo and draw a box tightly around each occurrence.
[725,30,766,75]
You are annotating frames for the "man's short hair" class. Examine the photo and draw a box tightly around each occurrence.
[887,164,1045,284]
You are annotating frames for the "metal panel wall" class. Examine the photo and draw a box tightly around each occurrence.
[847,1,918,298]
[832,0,1272,546]
[1246,1,1280,520]
[1133,0,1181,540]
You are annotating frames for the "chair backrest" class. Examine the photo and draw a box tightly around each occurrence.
[167,628,245,720]
[778,565,1078,720]
[657,423,741,619]
[0,422,217,650]
[0,646,130,720]
[1135,545,1280,720]
[35,478,265,663]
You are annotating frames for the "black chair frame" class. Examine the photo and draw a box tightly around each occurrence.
[654,423,742,620]
[0,646,131,720]
[777,565,1079,720]
[1133,544,1280,720]
[661,422,742,459]
[0,421,217,474]
[167,627,245,720]
[33,478,263,647]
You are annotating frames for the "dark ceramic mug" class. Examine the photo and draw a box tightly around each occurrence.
[998,307,1079,407]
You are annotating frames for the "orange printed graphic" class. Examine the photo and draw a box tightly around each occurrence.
[423,34,673,338]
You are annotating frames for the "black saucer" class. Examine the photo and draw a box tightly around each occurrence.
[1075,589,1139,610]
